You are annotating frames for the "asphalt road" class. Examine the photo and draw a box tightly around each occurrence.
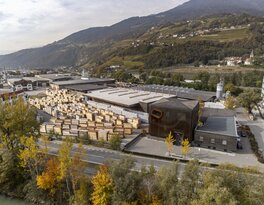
[38,140,264,178]
[38,140,186,176]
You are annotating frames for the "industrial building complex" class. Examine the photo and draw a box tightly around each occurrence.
[1,72,243,153]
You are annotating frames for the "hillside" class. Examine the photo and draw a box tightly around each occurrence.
[1,0,264,69]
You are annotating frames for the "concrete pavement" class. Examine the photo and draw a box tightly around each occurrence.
[236,108,264,158]
[125,136,264,170]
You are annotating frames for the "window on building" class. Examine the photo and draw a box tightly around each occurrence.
[199,136,204,142]
[222,140,227,145]
[211,139,215,144]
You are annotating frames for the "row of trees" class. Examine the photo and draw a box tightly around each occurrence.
[109,68,264,95]
[2,128,264,205]
[92,158,264,205]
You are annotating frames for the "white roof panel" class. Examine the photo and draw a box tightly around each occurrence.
[85,88,176,107]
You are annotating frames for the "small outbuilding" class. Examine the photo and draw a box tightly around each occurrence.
[194,116,238,152]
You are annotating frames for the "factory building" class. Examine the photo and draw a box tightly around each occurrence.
[65,84,108,93]
[35,74,73,82]
[149,98,199,143]
[23,77,50,88]
[194,116,238,152]
[7,78,33,91]
[85,87,176,110]
[133,85,216,102]
[50,78,115,90]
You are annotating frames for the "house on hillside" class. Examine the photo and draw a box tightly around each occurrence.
[225,57,242,66]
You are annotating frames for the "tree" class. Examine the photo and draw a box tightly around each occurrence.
[191,182,238,205]
[73,176,92,205]
[92,165,113,205]
[224,96,236,110]
[36,158,61,195]
[139,164,156,204]
[150,196,162,205]
[7,97,39,137]
[109,133,121,150]
[155,162,179,205]
[237,89,263,118]
[58,138,73,195]
[165,132,175,155]
[198,98,205,126]
[110,157,141,205]
[181,138,190,158]
[70,143,86,196]
[178,160,200,205]
[0,149,25,192]
[225,82,243,96]
[0,97,39,154]
[194,71,210,88]
[18,136,41,176]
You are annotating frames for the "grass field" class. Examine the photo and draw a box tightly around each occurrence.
[156,65,264,78]
[195,28,250,42]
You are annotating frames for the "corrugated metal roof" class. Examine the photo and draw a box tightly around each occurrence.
[65,84,107,92]
[51,78,115,86]
[85,88,176,107]
[134,85,216,101]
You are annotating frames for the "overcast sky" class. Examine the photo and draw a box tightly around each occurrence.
[0,0,188,55]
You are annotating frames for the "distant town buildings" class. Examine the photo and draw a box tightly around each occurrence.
[225,57,242,66]
[225,50,255,66]
[244,50,255,66]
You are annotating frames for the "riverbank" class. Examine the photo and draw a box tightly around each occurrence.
[0,195,32,205]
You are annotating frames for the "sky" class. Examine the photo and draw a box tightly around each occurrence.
[0,0,188,55]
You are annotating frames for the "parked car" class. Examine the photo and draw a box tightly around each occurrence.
[237,141,243,150]
[237,128,247,137]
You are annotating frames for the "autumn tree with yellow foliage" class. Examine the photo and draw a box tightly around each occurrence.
[181,138,190,158]
[70,143,86,196]
[165,131,175,155]
[224,96,236,110]
[36,158,61,195]
[92,165,113,205]
[18,136,41,176]
[198,98,205,126]
[57,138,73,195]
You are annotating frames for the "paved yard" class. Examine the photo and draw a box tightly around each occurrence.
[126,136,264,170]
[236,108,264,157]
[246,119,264,156]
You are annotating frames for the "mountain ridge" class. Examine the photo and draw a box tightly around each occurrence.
[1,0,264,68]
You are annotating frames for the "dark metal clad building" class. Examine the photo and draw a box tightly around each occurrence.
[149,98,199,142]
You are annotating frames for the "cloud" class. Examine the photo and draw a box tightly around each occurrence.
[0,0,188,54]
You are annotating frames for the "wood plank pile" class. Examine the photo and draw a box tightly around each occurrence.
[31,89,141,141]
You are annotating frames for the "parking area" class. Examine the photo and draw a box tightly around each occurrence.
[125,135,264,170]
[236,108,264,157]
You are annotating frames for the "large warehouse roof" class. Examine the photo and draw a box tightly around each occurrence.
[85,88,176,107]
[65,84,107,92]
[51,78,115,86]
[196,116,237,137]
[134,85,216,102]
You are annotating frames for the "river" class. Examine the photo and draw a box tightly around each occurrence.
[0,195,32,205]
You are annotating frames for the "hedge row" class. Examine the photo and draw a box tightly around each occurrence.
[243,125,264,164]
